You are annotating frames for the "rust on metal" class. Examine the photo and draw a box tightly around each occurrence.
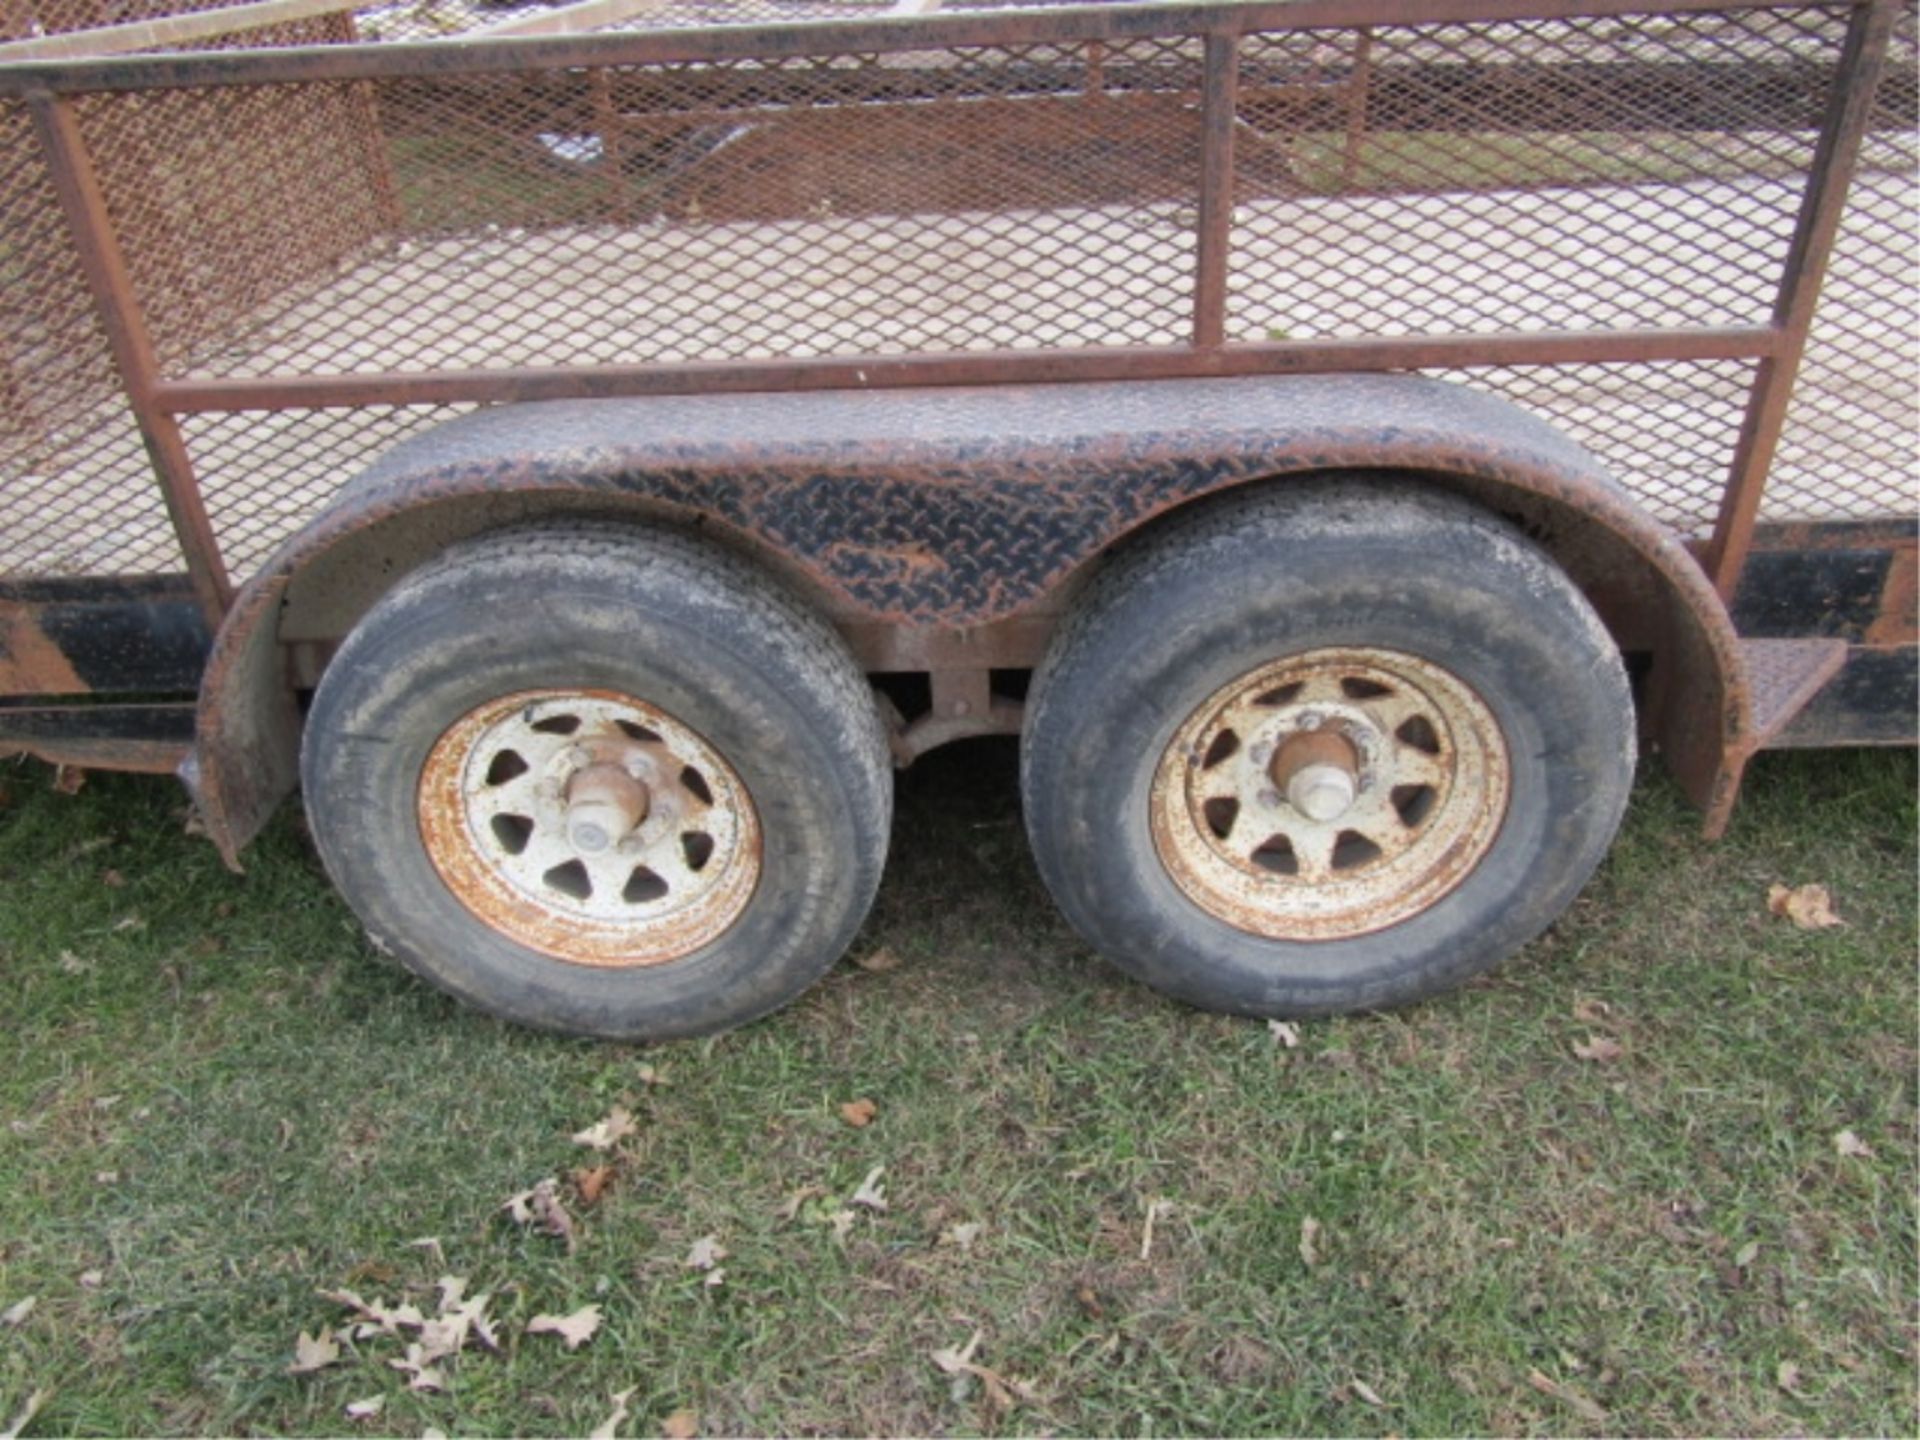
[1148,646,1511,939]
[1192,30,1239,348]
[416,687,762,967]
[0,2,1850,97]
[1704,0,1900,600]
[181,371,1758,859]
[151,329,1783,415]
[23,92,230,626]
[1,0,1912,858]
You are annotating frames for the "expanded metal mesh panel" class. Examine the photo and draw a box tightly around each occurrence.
[348,2,1088,45]
[2,3,1914,587]
[0,99,183,577]
[1227,7,1841,341]
[1766,6,1919,523]
[73,79,391,375]
[177,403,474,576]
[147,37,1202,377]
[1432,360,1759,533]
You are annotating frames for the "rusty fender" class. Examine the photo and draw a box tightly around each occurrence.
[184,374,1749,864]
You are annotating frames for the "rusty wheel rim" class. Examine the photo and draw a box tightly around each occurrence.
[418,688,760,967]
[1149,648,1510,940]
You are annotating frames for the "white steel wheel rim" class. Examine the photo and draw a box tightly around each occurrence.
[1148,647,1510,940]
[417,688,761,967]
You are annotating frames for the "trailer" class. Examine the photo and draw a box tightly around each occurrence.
[0,0,1913,1037]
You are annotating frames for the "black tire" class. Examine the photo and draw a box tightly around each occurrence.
[300,521,891,1040]
[1020,478,1635,1017]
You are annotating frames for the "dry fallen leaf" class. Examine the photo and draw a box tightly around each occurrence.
[344,1397,384,1423]
[1350,1378,1386,1407]
[573,1106,638,1151]
[504,1178,578,1252]
[634,1063,667,1087]
[1,1297,36,1329]
[591,1387,636,1440]
[928,1330,1035,1410]
[931,1329,984,1376]
[389,1342,448,1393]
[1,1392,48,1440]
[1526,1368,1608,1423]
[684,1235,727,1271]
[1572,997,1614,1025]
[850,1166,888,1212]
[1734,1240,1761,1268]
[528,1304,602,1351]
[416,1315,467,1364]
[777,1185,825,1221]
[1776,1360,1806,1396]
[1268,1019,1301,1049]
[660,1408,699,1440]
[319,1288,426,1338]
[839,1098,878,1128]
[1833,1129,1875,1159]
[1572,1035,1624,1063]
[52,764,86,795]
[852,947,902,973]
[1298,1217,1322,1267]
[827,1209,857,1242]
[453,1294,501,1353]
[939,1221,983,1253]
[575,1165,614,1207]
[57,950,93,975]
[77,1269,103,1290]
[1767,882,1843,930]
[288,1328,341,1375]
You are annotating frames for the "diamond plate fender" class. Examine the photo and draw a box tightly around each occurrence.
[184,374,1748,864]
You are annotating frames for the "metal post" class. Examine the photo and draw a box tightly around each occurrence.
[1340,28,1374,191]
[1703,0,1896,599]
[1193,29,1241,348]
[27,91,233,625]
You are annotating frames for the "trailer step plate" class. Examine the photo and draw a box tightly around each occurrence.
[1743,638,1850,748]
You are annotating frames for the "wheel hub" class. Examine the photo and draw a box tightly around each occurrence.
[1270,726,1361,822]
[417,689,761,967]
[1148,647,1510,940]
[564,762,651,854]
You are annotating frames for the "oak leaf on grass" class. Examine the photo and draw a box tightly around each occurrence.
[591,1387,636,1440]
[572,1106,638,1151]
[528,1304,602,1351]
[1767,883,1843,930]
[1572,1035,1624,1063]
[287,1329,341,1375]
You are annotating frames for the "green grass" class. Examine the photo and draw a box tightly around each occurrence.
[0,744,1914,1437]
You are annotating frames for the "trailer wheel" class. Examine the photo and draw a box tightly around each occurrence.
[1020,480,1634,1017]
[300,522,890,1040]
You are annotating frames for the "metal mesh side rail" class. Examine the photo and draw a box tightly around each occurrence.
[177,403,475,576]
[1766,1,1918,523]
[0,98,183,578]
[132,36,1204,378]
